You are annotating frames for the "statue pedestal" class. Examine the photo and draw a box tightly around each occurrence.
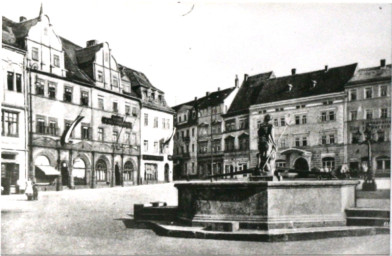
[175,180,359,231]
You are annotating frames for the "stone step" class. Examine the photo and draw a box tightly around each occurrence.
[356,189,390,199]
[347,217,390,227]
[148,222,389,242]
[346,208,390,218]
[356,199,390,209]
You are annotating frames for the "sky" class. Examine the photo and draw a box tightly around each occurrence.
[1,1,391,106]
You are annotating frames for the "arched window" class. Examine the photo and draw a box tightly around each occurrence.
[322,157,335,171]
[96,159,107,181]
[124,161,134,181]
[73,158,86,185]
[376,156,390,172]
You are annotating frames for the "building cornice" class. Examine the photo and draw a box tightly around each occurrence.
[2,43,27,54]
[250,92,345,110]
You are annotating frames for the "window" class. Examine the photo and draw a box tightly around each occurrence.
[275,107,284,112]
[158,95,162,102]
[381,108,388,119]
[32,47,39,61]
[295,115,300,125]
[376,157,390,171]
[192,144,195,152]
[154,117,158,128]
[144,114,148,126]
[16,74,22,92]
[179,116,182,123]
[321,135,327,145]
[366,109,373,120]
[81,91,89,106]
[153,141,158,153]
[350,111,357,121]
[98,97,104,110]
[2,111,18,136]
[48,82,56,99]
[97,71,103,82]
[302,115,307,124]
[132,106,137,117]
[239,136,249,151]
[322,157,335,171]
[64,87,72,102]
[225,137,235,152]
[98,128,104,142]
[125,105,130,115]
[212,139,221,152]
[329,111,335,121]
[7,72,14,91]
[280,117,285,126]
[365,88,372,99]
[162,118,165,129]
[113,131,118,142]
[329,134,335,144]
[53,55,60,68]
[239,119,248,129]
[349,89,357,101]
[280,138,286,148]
[124,161,134,181]
[64,121,74,138]
[274,119,279,127]
[225,120,236,132]
[144,140,148,152]
[381,85,388,97]
[295,137,300,147]
[145,164,158,181]
[212,123,221,134]
[81,125,91,140]
[96,159,107,181]
[377,130,385,142]
[321,112,327,122]
[36,79,45,95]
[276,160,286,168]
[323,100,333,105]
[47,120,57,136]
[36,117,45,134]
[112,75,118,87]
[302,137,307,146]
[113,102,118,113]
[351,132,360,144]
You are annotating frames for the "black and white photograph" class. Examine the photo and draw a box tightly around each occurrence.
[1,0,391,255]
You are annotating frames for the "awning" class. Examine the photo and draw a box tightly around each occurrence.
[36,165,60,176]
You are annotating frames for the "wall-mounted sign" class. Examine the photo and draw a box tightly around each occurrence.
[102,115,132,129]
[143,155,164,161]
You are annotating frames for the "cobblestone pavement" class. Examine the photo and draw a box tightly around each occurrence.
[1,183,390,255]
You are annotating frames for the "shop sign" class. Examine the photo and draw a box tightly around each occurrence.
[143,155,164,161]
[102,115,132,129]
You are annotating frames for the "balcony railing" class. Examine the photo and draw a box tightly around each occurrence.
[35,125,59,136]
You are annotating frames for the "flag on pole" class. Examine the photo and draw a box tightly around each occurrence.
[163,127,176,146]
[60,115,84,146]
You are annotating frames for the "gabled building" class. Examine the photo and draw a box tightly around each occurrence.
[2,6,174,189]
[222,72,274,178]
[249,64,357,172]
[345,60,391,176]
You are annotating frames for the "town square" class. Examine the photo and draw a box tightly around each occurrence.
[1,1,391,255]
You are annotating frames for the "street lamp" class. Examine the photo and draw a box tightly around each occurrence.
[360,123,377,191]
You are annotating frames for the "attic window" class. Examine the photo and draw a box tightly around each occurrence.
[311,80,317,88]
[288,84,293,92]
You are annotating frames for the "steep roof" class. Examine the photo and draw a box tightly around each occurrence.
[75,43,103,64]
[347,64,391,85]
[196,87,236,109]
[254,63,358,105]
[119,65,163,93]
[2,16,39,48]
[225,71,274,117]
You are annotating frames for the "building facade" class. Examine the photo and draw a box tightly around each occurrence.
[1,42,28,194]
[249,64,357,172]
[345,60,391,176]
[2,6,174,190]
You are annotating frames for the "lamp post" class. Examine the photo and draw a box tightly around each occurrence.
[360,123,377,191]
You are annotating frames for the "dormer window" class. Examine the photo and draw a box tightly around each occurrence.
[32,47,39,61]
[53,55,60,67]
[143,90,148,99]
[158,95,162,102]
[288,84,293,92]
[311,80,317,88]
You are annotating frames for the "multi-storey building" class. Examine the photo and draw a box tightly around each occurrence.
[2,6,173,189]
[172,99,198,179]
[1,37,28,194]
[122,66,175,184]
[222,72,274,178]
[345,60,391,176]
[249,64,357,172]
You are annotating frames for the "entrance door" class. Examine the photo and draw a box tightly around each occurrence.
[294,158,309,171]
[164,164,169,182]
[115,164,121,186]
[1,163,19,194]
[61,162,69,186]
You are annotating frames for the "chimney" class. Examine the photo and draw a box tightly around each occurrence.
[19,16,27,22]
[325,65,328,72]
[86,40,98,47]
[206,92,210,96]
[217,87,220,91]
[194,97,198,102]
[291,68,296,75]
[380,59,386,68]
[244,74,249,82]
[235,74,239,87]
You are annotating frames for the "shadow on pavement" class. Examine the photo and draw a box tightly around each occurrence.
[115,217,152,229]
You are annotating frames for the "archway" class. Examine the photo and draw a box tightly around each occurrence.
[115,163,121,186]
[96,159,107,182]
[73,158,86,185]
[294,157,309,171]
[164,163,169,182]
[124,161,134,182]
